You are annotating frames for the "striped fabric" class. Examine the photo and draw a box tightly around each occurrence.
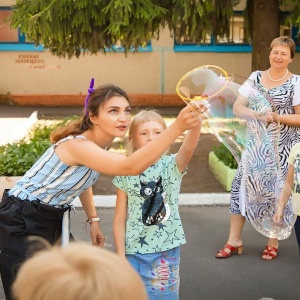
[9,135,99,206]
[231,72,300,217]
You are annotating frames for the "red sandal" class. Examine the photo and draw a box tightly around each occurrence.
[215,244,243,258]
[262,245,278,260]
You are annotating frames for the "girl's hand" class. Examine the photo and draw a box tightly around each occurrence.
[90,222,105,247]
[174,103,205,132]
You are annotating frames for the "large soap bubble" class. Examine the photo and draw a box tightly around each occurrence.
[176,65,296,239]
[176,65,248,163]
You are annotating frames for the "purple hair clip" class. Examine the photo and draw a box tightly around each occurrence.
[84,78,94,116]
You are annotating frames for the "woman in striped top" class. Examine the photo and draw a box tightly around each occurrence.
[0,79,203,300]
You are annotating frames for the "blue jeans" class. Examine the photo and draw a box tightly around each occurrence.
[127,247,180,300]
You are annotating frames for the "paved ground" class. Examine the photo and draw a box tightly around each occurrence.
[1,105,300,299]
[0,104,182,119]
[1,206,300,300]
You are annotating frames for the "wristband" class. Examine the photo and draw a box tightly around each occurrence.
[84,216,100,232]
[86,216,101,224]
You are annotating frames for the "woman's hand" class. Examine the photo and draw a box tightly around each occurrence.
[90,222,105,247]
[260,111,279,123]
[254,107,274,123]
[173,103,206,133]
[268,112,279,123]
[273,207,284,224]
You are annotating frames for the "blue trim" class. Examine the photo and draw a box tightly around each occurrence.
[18,33,26,43]
[291,26,300,44]
[107,44,153,53]
[175,44,300,53]
[0,43,152,53]
[0,43,44,51]
[174,44,252,53]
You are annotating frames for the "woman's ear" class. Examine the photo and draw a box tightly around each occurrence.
[89,115,97,125]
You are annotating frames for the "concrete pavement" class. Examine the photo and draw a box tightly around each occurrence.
[1,104,300,299]
[1,206,299,300]
[0,104,182,119]
[51,207,300,300]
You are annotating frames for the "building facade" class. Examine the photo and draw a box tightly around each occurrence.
[1,0,300,107]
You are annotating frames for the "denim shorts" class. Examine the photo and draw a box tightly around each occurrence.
[126,247,180,300]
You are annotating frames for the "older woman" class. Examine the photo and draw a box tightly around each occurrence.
[216,36,300,260]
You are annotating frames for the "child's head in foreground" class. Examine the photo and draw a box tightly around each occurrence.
[13,242,147,300]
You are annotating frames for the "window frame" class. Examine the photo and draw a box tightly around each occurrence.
[174,10,300,53]
[0,6,44,51]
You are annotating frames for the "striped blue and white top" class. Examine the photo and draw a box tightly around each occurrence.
[9,136,100,206]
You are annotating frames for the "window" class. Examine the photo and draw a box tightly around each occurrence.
[0,9,19,42]
[174,13,249,45]
[216,15,249,44]
[174,12,252,52]
[174,12,300,53]
[0,6,43,51]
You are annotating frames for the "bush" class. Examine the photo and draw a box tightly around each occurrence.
[0,116,79,176]
[213,143,238,169]
[0,139,52,176]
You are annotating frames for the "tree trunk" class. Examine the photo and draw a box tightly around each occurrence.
[251,0,280,71]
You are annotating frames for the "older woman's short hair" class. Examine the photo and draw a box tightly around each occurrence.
[270,36,296,58]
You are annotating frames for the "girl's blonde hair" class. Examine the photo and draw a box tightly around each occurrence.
[270,36,296,58]
[126,109,168,155]
[13,242,147,300]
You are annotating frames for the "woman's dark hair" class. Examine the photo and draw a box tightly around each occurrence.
[50,84,130,143]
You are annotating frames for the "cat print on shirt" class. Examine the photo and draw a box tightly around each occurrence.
[141,176,170,226]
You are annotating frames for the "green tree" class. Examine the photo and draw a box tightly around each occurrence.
[245,0,300,70]
[8,0,234,58]
[9,0,300,70]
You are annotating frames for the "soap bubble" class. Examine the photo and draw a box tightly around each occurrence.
[242,114,295,239]
[176,65,249,163]
[176,65,296,239]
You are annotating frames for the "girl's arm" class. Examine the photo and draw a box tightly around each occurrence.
[113,188,128,258]
[175,121,202,173]
[79,187,105,247]
[269,104,300,126]
[62,104,203,176]
[273,164,294,223]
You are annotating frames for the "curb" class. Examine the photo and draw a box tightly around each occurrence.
[72,193,231,208]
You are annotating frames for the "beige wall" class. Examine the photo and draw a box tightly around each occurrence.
[0,51,162,95]
[1,21,300,106]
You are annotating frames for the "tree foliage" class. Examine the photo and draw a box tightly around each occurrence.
[10,0,235,59]
[9,0,300,69]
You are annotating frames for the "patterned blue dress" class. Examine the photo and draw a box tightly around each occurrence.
[230,71,300,222]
